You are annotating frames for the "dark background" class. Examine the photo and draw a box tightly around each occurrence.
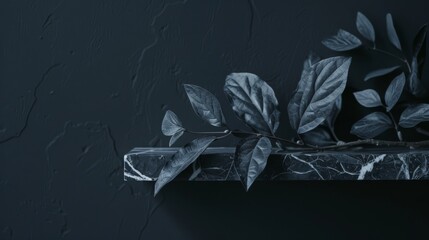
[2,0,429,239]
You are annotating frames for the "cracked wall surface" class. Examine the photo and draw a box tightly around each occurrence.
[1,0,429,239]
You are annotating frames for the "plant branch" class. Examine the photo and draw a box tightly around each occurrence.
[370,47,411,73]
[319,139,429,150]
[185,130,229,135]
[185,129,308,148]
[229,130,307,148]
[184,128,429,151]
[216,131,232,140]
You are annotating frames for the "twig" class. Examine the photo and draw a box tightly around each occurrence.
[319,139,429,150]
[370,47,412,73]
[184,128,429,151]
[185,130,229,135]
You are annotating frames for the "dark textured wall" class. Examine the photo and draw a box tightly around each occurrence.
[2,0,429,239]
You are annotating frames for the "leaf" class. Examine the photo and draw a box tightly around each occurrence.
[385,73,406,111]
[408,24,428,97]
[231,129,256,139]
[351,112,393,139]
[322,29,362,51]
[364,66,401,81]
[399,104,429,128]
[386,13,402,50]
[234,137,272,191]
[161,110,184,136]
[301,126,336,147]
[169,130,184,147]
[409,58,428,98]
[325,96,342,129]
[224,73,280,135]
[183,84,226,127]
[297,57,352,134]
[353,89,383,108]
[356,12,375,42]
[413,24,428,67]
[288,54,320,130]
[154,136,216,196]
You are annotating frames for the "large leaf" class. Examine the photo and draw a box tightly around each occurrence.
[325,96,342,129]
[408,25,428,97]
[385,73,406,111]
[364,66,400,81]
[356,12,375,42]
[297,57,352,134]
[399,104,429,128]
[288,54,320,131]
[154,136,216,195]
[184,84,226,127]
[322,29,362,51]
[386,13,402,50]
[353,89,383,108]
[234,137,272,191]
[301,126,336,147]
[161,110,184,136]
[351,112,393,139]
[224,73,280,135]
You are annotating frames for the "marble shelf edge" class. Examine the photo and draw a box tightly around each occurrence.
[124,147,429,181]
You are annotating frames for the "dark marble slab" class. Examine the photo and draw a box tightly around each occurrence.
[124,147,429,181]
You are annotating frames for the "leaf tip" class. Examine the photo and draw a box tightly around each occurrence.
[246,182,252,192]
[154,183,160,197]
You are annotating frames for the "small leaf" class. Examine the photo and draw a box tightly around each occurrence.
[408,24,428,97]
[224,73,280,135]
[356,12,375,42]
[386,13,402,50]
[322,29,362,51]
[325,96,342,129]
[234,137,272,191]
[184,84,226,127]
[409,59,428,97]
[399,104,429,128]
[297,57,352,134]
[161,110,184,136]
[413,24,428,59]
[385,73,406,111]
[364,66,401,81]
[154,136,216,196]
[288,54,320,130]
[351,112,393,139]
[353,89,383,108]
[169,130,184,147]
[301,126,336,147]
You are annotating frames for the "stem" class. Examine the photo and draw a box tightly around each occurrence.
[370,47,411,73]
[387,111,404,142]
[184,128,429,151]
[185,130,228,135]
[185,129,306,147]
[319,139,429,150]
[230,130,308,148]
[216,131,232,140]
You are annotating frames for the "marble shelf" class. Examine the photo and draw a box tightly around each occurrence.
[124,147,429,181]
